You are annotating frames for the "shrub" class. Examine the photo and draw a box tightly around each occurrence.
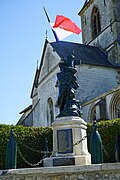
[0,125,52,169]
[87,118,120,163]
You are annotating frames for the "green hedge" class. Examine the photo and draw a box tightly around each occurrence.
[87,118,120,163]
[0,118,120,169]
[0,125,53,169]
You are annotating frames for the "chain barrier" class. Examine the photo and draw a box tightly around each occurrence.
[16,135,87,167]
[73,135,87,146]
[15,133,117,166]
[17,147,46,167]
[17,139,52,154]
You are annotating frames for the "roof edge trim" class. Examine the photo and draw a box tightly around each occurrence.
[78,0,94,16]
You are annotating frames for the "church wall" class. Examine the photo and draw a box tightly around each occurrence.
[40,44,59,83]
[80,0,120,47]
[106,93,113,120]
[82,99,100,123]
[32,100,40,127]
[81,103,91,122]
[108,42,119,64]
[81,0,112,46]
[81,89,119,122]
[75,64,119,122]
[33,43,62,127]
[35,67,59,127]
[118,44,120,63]
[112,0,120,22]
[23,112,33,126]
[32,94,40,126]
[89,27,114,49]
[116,23,120,39]
[76,64,118,106]
[80,0,120,63]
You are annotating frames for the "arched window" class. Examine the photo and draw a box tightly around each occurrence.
[110,92,120,119]
[91,6,101,38]
[90,105,97,122]
[47,98,54,126]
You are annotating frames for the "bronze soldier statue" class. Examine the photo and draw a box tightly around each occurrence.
[56,54,82,118]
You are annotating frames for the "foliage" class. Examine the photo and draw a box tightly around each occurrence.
[0,125,52,169]
[0,118,120,169]
[87,118,120,163]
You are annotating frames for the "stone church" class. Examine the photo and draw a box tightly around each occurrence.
[17,0,120,126]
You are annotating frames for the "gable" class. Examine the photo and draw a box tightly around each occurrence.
[38,41,60,84]
[30,39,61,98]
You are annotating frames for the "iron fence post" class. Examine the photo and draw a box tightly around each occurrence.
[90,121,103,164]
[5,129,17,169]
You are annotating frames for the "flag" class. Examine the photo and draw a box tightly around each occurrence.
[51,15,82,40]
[53,15,82,34]
[43,7,82,41]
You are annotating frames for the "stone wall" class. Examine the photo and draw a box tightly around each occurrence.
[0,163,120,180]
[80,0,113,46]
[79,0,120,64]
[76,64,118,121]
[32,44,60,127]
[76,64,118,104]
[33,70,59,127]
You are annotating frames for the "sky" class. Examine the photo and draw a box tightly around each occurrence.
[0,0,84,125]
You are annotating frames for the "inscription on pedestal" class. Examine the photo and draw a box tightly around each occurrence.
[53,157,75,166]
[57,129,73,154]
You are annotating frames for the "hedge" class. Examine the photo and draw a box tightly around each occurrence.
[87,118,120,163]
[0,125,53,169]
[0,118,120,169]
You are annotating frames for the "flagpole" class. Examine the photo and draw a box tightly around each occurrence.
[43,7,50,23]
[43,7,59,42]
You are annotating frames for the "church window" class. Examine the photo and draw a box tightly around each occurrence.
[47,98,54,126]
[110,92,120,119]
[91,6,101,38]
[90,105,97,122]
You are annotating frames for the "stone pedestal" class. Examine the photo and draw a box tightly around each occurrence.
[43,116,91,167]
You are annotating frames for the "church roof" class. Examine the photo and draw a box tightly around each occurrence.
[50,41,116,67]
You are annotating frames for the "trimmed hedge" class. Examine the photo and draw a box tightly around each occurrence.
[0,125,53,169]
[87,118,120,163]
[0,118,120,169]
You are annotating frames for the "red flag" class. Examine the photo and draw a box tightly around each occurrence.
[53,15,82,34]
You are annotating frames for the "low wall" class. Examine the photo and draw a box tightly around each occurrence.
[0,163,120,180]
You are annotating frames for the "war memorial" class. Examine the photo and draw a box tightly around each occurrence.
[1,0,120,179]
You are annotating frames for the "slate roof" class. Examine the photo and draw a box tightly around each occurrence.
[19,105,32,114]
[50,41,117,67]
